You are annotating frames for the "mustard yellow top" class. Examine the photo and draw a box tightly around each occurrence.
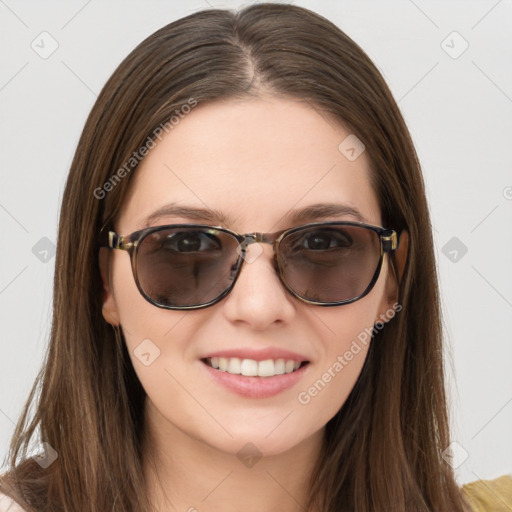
[461,474,512,511]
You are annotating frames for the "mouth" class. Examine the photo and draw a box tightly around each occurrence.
[200,355,311,398]
[201,357,310,378]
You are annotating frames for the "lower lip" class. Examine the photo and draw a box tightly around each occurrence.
[201,360,310,399]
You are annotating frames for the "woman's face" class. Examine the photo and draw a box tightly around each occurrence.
[100,95,398,457]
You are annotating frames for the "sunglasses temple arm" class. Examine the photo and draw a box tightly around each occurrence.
[382,231,398,252]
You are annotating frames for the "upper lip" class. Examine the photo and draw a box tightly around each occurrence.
[201,347,310,363]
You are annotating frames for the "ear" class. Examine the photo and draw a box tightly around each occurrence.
[98,247,120,326]
[376,229,409,321]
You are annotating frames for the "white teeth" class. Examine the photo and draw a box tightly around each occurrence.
[274,359,285,375]
[241,359,258,376]
[228,357,241,374]
[257,359,275,377]
[205,357,304,377]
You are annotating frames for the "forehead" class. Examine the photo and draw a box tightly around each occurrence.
[117,96,381,233]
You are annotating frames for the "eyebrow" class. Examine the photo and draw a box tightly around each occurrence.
[141,201,367,229]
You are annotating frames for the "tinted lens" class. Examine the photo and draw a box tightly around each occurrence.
[277,224,382,303]
[135,227,240,307]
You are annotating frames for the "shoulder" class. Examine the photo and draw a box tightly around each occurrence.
[460,474,512,512]
[0,492,27,512]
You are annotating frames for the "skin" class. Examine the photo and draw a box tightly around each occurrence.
[99,95,407,512]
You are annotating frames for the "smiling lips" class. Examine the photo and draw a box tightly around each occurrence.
[204,356,304,377]
[200,347,310,398]
[201,347,310,377]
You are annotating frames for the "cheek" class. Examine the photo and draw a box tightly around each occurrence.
[113,284,210,443]
[109,250,183,340]
[109,252,197,386]
[295,306,374,423]
[297,270,388,421]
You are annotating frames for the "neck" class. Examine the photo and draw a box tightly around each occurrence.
[142,399,324,512]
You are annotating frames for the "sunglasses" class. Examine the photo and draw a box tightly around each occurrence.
[100,221,397,310]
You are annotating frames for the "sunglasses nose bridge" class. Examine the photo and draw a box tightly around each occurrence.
[234,233,282,290]
[239,232,276,248]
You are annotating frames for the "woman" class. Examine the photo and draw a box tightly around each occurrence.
[1,3,510,511]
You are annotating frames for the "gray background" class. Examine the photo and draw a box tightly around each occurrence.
[1,0,511,486]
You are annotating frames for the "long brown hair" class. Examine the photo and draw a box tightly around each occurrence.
[1,4,471,511]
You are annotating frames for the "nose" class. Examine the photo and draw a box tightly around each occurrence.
[222,243,296,330]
